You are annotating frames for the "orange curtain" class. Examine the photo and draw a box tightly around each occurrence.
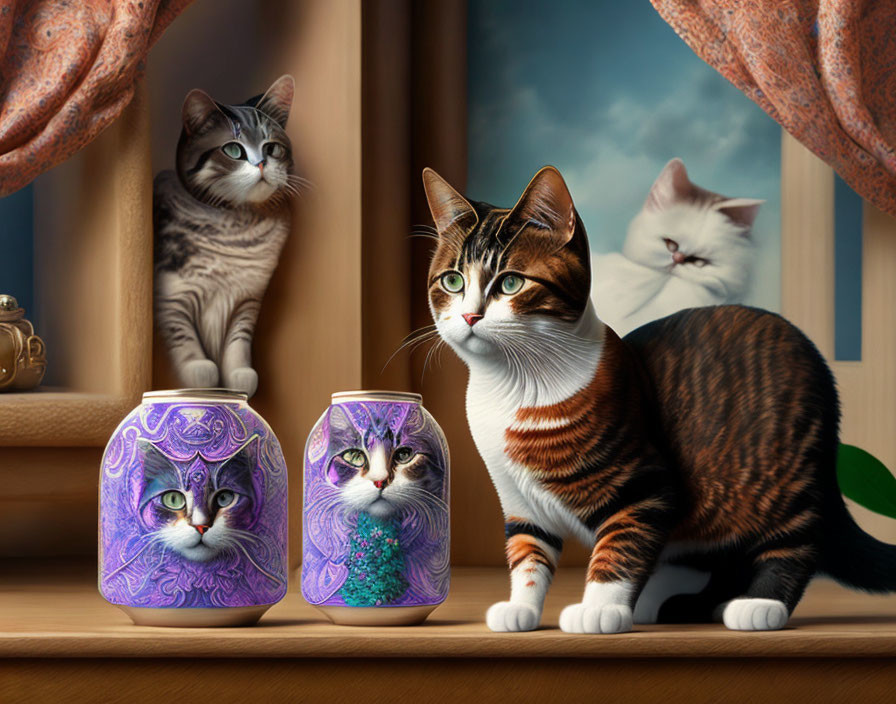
[0,0,193,196]
[650,0,896,217]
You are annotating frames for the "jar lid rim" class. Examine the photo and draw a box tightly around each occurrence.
[142,388,249,403]
[331,390,422,404]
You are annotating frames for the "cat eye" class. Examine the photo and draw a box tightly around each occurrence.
[263,142,286,159]
[160,490,186,510]
[692,258,709,268]
[222,142,246,160]
[499,274,525,295]
[393,446,415,464]
[214,490,236,508]
[341,449,367,467]
[663,238,679,253]
[440,271,464,294]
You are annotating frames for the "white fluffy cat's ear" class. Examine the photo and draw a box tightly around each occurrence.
[716,198,764,230]
[256,75,295,128]
[505,166,577,246]
[422,168,478,236]
[182,89,222,135]
[644,158,694,212]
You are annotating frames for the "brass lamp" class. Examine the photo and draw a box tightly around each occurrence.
[0,294,46,392]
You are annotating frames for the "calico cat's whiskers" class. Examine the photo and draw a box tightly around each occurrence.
[381,324,440,373]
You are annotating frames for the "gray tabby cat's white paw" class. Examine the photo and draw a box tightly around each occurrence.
[486,601,540,632]
[722,598,788,631]
[181,359,219,388]
[559,603,633,634]
[226,367,258,397]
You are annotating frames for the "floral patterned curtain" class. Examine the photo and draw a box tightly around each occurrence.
[650,0,896,217]
[0,0,193,196]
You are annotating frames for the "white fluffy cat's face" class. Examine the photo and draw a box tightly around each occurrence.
[623,203,754,299]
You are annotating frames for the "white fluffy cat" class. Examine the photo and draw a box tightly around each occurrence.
[591,158,762,337]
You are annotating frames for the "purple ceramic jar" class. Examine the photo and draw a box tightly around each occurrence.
[302,391,450,625]
[99,389,288,626]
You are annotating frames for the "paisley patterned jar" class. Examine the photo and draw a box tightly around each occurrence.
[302,390,450,625]
[99,389,288,626]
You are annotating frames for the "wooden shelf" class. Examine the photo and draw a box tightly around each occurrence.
[0,390,133,446]
[4,560,896,702]
[3,560,896,659]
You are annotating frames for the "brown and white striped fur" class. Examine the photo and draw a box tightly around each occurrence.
[154,76,299,397]
[423,166,895,634]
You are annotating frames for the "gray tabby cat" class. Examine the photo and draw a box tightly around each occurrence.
[154,76,298,397]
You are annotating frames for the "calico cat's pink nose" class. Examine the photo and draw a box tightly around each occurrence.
[672,251,686,264]
[374,480,385,489]
[462,313,483,326]
[194,524,209,535]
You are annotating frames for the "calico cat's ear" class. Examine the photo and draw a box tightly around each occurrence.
[644,158,694,212]
[716,198,764,230]
[422,168,478,236]
[138,441,180,500]
[182,89,223,135]
[503,166,577,246]
[256,75,295,128]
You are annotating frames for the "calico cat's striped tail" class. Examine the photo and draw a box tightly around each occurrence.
[820,445,896,592]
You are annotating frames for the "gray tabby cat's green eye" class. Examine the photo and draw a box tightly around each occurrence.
[500,274,524,295]
[161,490,186,510]
[264,142,286,159]
[222,142,245,160]
[342,449,367,467]
[441,271,464,293]
[393,447,414,464]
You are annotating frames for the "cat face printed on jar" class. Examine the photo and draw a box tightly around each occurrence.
[137,438,258,562]
[324,404,444,520]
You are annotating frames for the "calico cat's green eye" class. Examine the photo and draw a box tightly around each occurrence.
[215,490,236,508]
[500,274,524,295]
[222,142,245,159]
[393,446,414,464]
[342,449,367,467]
[264,142,286,159]
[161,490,186,510]
[441,271,464,293]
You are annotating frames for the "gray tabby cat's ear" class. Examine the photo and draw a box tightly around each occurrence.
[182,89,222,135]
[256,75,295,128]
[644,158,694,212]
[422,168,478,237]
[716,198,764,230]
[504,166,577,246]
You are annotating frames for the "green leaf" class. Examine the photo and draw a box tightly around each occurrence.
[837,444,896,520]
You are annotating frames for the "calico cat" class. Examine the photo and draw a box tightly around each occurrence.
[137,439,260,563]
[592,158,762,337]
[154,76,299,398]
[422,165,896,633]
[303,402,450,607]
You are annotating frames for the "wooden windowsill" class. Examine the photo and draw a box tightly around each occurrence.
[3,559,896,659]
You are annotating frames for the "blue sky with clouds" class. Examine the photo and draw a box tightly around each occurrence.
[467,0,782,311]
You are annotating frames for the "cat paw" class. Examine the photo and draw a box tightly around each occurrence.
[486,601,540,632]
[181,359,219,388]
[559,603,633,634]
[226,367,258,397]
[722,598,788,631]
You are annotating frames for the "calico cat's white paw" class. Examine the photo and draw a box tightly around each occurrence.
[721,598,788,631]
[486,601,540,632]
[559,603,633,634]
[182,359,219,388]
[226,367,258,397]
